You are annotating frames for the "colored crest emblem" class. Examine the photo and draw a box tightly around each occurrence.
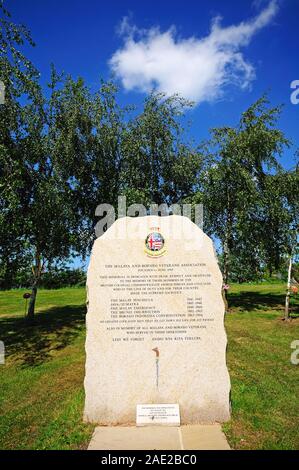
[145,232,165,252]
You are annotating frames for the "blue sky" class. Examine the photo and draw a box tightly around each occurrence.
[5,0,299,171]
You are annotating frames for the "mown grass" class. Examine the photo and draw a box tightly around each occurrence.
[0,283,298,449]
[0,287,84,318]
[0,289,93,449]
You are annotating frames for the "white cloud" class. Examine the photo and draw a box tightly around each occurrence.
[109,1,278,105]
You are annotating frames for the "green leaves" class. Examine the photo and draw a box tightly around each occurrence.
[121,92,201,207]
[197,95,294,282]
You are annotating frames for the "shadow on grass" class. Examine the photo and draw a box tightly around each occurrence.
[0,304,86,367]
[228,290,299,316]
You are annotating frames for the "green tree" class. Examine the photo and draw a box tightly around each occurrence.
[121,93,202,209]
[199,96,290,298]
[0,3,40,288]
[46,75,130,249]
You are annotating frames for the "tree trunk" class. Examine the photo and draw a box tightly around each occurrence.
[222,195,232,309]
[223,241,229,285]
[26,250,43,324]
[222,232,230,308]
[284,254,293,321]
[27,283,38,323]
[222,289,229,313]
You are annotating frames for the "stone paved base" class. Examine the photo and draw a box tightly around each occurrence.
[88,424,230,450]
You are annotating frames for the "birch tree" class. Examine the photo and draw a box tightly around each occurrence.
[201,96,290,298]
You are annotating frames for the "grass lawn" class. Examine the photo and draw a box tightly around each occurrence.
[0,283,298,450]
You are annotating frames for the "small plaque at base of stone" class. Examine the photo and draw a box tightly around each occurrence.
[136,404,180,426]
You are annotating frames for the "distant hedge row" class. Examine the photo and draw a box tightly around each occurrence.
[7,268,87,290]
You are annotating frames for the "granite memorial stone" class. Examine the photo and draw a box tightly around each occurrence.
[84,215,230,424]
